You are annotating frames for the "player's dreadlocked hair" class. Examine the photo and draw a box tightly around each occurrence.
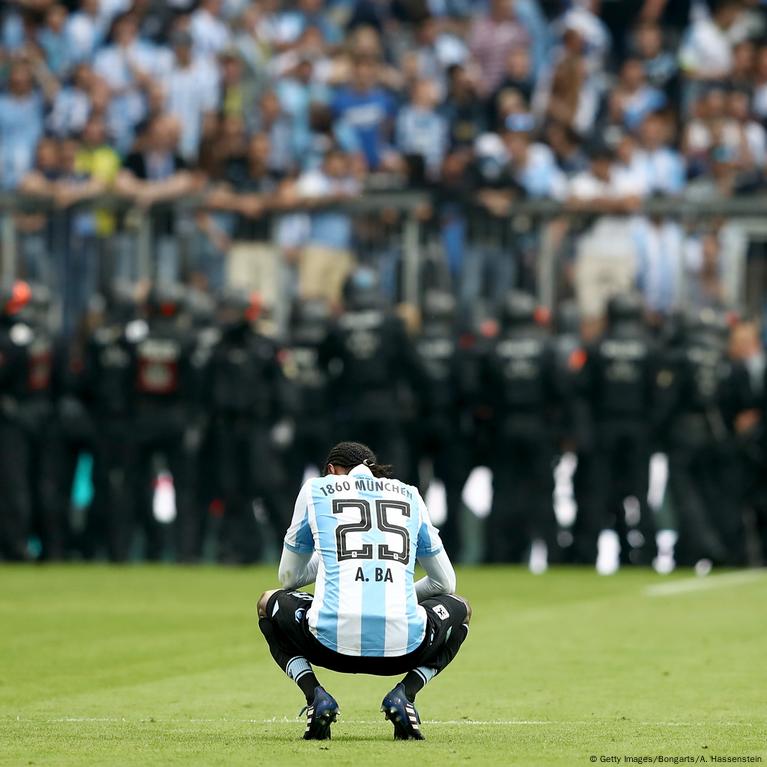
[324,441,393,478]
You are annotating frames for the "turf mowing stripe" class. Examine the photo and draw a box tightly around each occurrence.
[35,717,758,727]
[644,569,766,597]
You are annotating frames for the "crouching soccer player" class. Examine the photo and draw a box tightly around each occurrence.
[257,441,471,741]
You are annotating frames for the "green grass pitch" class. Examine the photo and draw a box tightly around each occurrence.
[1,565,765,766]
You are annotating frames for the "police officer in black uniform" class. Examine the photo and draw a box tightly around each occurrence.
[482,290,560,564]
[82,282,138,561]
[752,359,767,562]
[580,292,658,566]
[23,283,68,560]
[551,300,592,563]
[130,282,197,561]
[320,267,418,472]
[0,281,55,560]
[661,309,748,566]
[183,286,222,556]
[410,289,472,560]
[206,288,288,563]
[281,298,333,492]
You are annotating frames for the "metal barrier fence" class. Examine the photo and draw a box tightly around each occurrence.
[1,191,766,333]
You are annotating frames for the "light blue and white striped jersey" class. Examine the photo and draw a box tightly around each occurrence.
[284,464,444,657]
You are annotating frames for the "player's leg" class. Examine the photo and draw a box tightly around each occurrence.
[257,589,339,740]
[381,594,472,740]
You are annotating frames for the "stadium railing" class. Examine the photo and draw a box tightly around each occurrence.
[1,190,765,330]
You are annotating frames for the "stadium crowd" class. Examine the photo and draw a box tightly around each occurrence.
[1,0,767,569]
[1,0,767,323]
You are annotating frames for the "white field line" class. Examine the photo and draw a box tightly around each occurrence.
[21,717,757,728]
[644,569,766,597]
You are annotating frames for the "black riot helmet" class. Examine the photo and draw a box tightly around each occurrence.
[105,280,137,323]
[146,282,186,319]
[0,280,31,320]
[661,307,686,349]
[15,281,51,327]
[423,288,455,326]
[682,307,731,351]
[500,290,537,332]
[28,282,51,316]
[606,292,644,335]
[290,297,331,345]
[343,266,383,311]
[184,287,216,329]
[555,299,580,337]
[217,287,261,330]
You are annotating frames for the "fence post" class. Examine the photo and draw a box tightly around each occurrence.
[402,210,420,306]
[137,209,153,281]
[536,214,558,311]
[1,209,16,283]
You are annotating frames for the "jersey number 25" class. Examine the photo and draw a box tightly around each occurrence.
[332,499,411,565]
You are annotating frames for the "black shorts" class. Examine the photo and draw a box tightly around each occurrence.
[264,589,469,676]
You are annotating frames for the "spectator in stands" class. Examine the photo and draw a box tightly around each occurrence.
[93,12,159,153]
[0,61,46,190]
[47,63,95,138]
[17,138,61,283]
[405,15,469,102]
[632,20,678,99]
[535,24,598,135]
[276,54,331,166]
[730,39,757,91]
[679,0,744,81]
[568,142,643,332]
[683,88,728,178]
[331,56,399,172]
[202,132,284,299]
[199,112,248,179]
[396,78,449,182]
[468,0,530,98]
[252,89,298,176]
[38,4,72,78]
[553,0,611,70]
[189,0,231,58]
[489,47,535,129]
[217,46,261,135]
[291,146,362,307]
[163,29,218,163]
[753,43,767,120]
[544,120,588,175]
[441,63,486,149]
[608,58,667,133]
[75,115,121,237]
[56,136,111,332]
[632,215,684,321]
[503,114,566,200]
[635,112,687,196]
[613,130,646,192]
[685,230,727,310]
[115,114,199,282]
[277,0,344,49]
[65,0,105,66]
[686,143,757,200]
[723,89,767,171]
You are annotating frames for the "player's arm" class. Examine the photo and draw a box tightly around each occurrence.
[278,481,317,590]
[278,549,319,590]
[415,548,456,602]
[414,491,457,601]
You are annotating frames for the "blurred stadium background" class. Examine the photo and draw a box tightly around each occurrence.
[2,0,767,571]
